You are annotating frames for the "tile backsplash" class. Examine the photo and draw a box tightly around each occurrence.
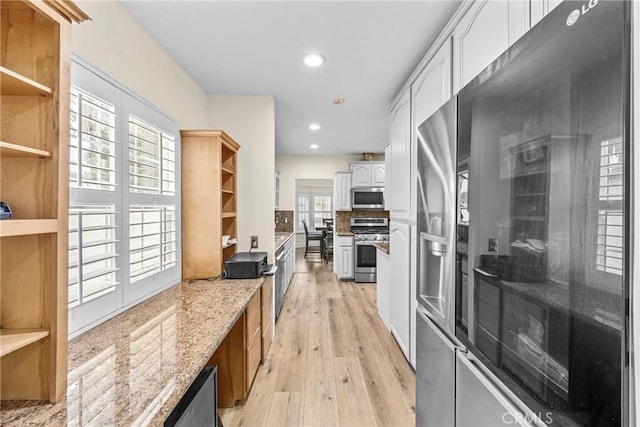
[275,210,294,232]
[335,210,390,233]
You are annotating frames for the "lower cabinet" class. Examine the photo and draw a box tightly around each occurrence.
[335,235,354,280]
[210,284,267,408]
[245,291,262,392]
[389,221,410,359]
[261,276,273,361]
[376,247,390,331]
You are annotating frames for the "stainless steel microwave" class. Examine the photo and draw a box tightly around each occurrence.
[351,187,384,210]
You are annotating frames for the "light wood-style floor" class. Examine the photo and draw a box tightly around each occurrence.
[219,248,416,426]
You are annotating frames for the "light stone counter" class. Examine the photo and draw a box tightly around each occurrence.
[1,277,265,426]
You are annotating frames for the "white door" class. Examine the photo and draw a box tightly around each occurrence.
[389,220,410,359]
[384,143,391,211]
[351,163,371,187]
[411,37,452,222]
[334,172,351,211]
[389,91,411,220]
[371,163,385,186]
[452,0,510,93]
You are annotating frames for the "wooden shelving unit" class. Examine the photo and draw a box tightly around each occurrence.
[181,130,240,280]
[0,0,88,402]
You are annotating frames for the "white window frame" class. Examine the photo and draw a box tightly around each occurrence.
[69,57,181,337]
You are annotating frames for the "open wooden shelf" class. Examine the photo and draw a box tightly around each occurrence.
[0,219,58,237]
[0,329,50,357]
[221,166,235,175]
[222,212,237,219]
[222,242,237,249]
[0,141,51,158]
[0,66,52,96]
[221,189,234,194]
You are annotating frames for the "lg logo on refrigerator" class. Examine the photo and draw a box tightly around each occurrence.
[567,0,599,26]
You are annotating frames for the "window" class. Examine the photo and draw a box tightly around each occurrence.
[68,205,118,308]
[70,89,117,190]
[129,115,176,195]
[68,58,181,336]
[297,194,310,231]
[296,193,332,232]
[313,195,332,228]
[596,137,623,275]
[129,205,178,282]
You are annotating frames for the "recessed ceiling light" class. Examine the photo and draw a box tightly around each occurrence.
[309,123,321,131]
[333,97,346,104]
[303,53,325,67]
[310,144,319,150]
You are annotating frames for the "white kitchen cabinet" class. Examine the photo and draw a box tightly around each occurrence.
[531,0,563,28]
[410,224,417,368]
[334,171,352,211]
[335,235,354,280]
[389,90,411,220]
[376,247,391,332]
[452,0,529,93]
[384,143,391,211]
[389,221,410,360]
[410,38,452,221]
[350,162,385,187]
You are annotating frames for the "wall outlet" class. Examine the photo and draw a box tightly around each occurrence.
[251,235,259,249]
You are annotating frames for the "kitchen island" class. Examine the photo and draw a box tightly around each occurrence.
[1,277,266,426]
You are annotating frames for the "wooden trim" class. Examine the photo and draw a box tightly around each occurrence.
[0,329,49,357]
[44,0,90,23]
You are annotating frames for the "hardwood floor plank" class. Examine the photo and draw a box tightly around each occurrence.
[333,357,377,426]
[221,357,279,426]
[265,392,304,426]
[302,282,340,426]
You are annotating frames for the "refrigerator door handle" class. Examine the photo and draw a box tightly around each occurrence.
[457,351,548,427]
[473,267,499,278]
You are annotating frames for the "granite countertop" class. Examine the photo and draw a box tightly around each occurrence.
[1,277,265,426]
[373,242,389,254]
[275,231,295,252]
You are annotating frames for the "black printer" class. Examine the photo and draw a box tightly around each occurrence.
[222,251,269,279]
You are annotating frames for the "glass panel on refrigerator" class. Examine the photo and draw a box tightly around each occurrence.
[457,1,627,425]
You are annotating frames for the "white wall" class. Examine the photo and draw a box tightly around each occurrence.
[72,1,208,128]
[275,154,363,210]
[208,95,276,261]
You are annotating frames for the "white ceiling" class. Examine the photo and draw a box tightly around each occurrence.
[121,1,461,155]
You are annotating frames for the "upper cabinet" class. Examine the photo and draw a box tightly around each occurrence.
[389,91,411,220]
[351,161,385,187]
[410,37,453,221]
[452,0,529,93]
[334,171,352,211]
[531,0,562,28]
[384,143,391,211]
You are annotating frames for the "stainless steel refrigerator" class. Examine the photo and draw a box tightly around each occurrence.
[416,1,629,425]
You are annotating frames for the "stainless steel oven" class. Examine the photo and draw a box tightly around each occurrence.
[351,218,389,282]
